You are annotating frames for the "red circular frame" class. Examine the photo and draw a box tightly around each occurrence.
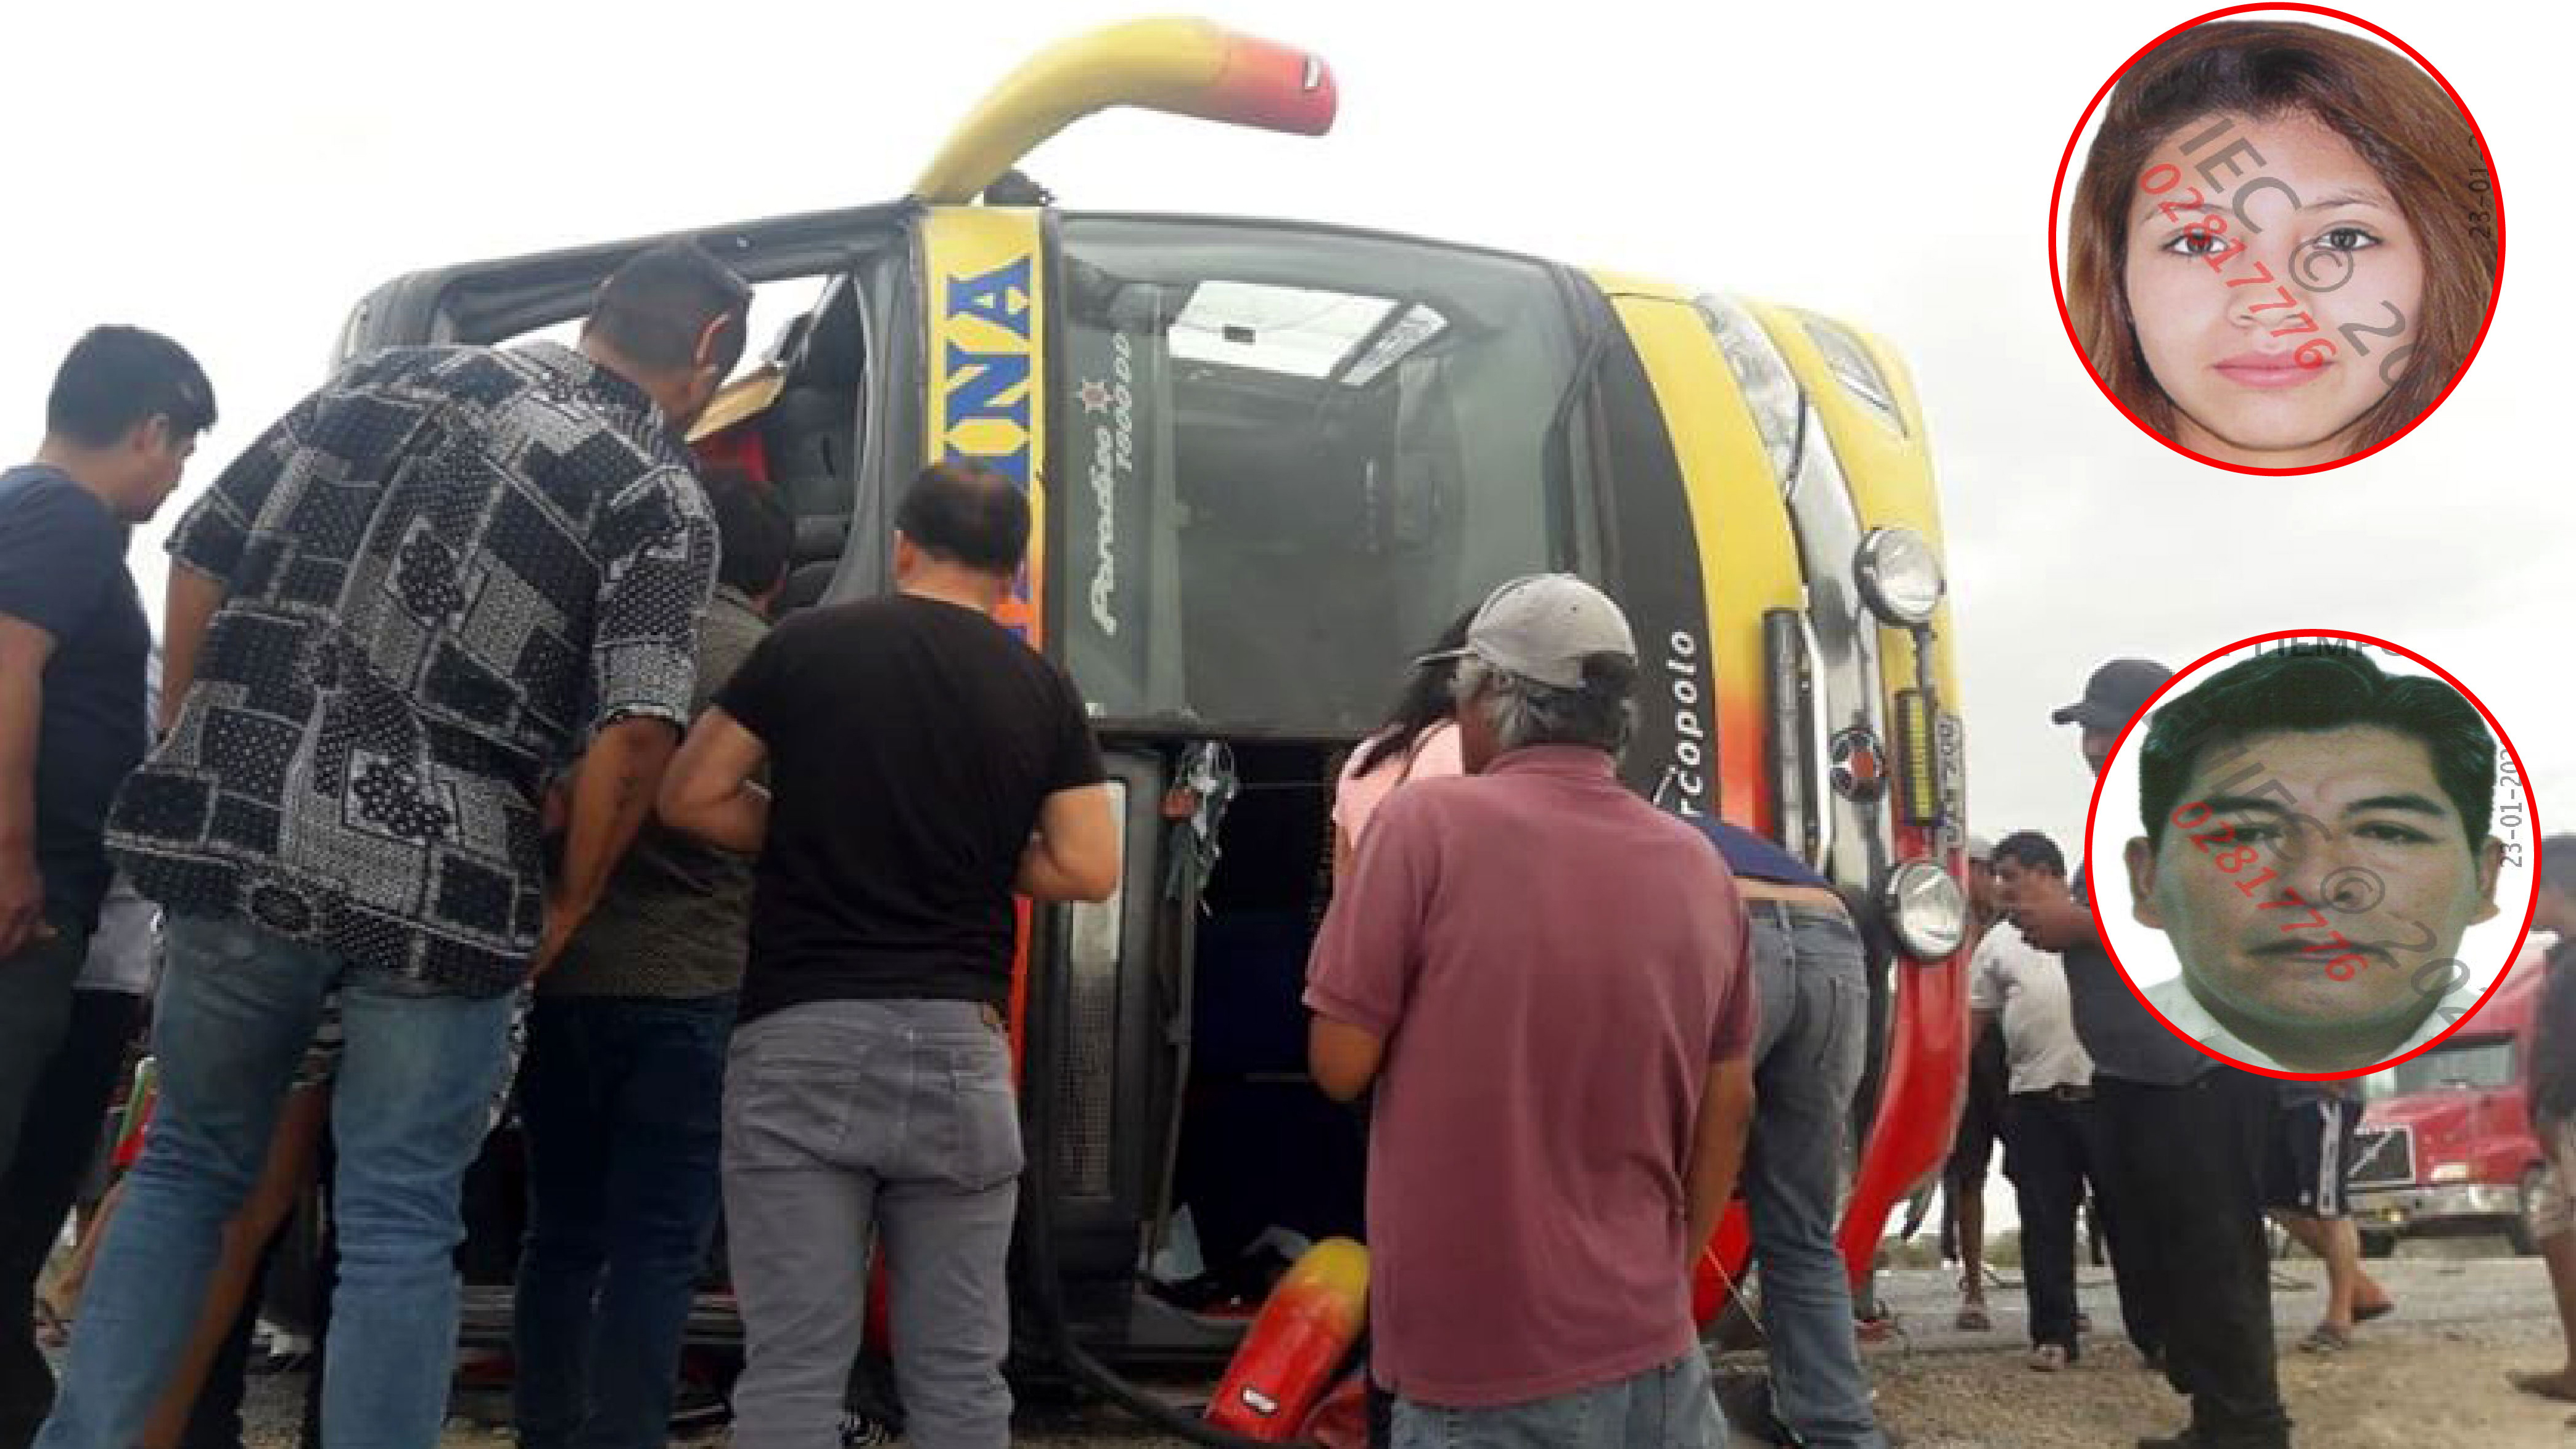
[2046,4,2508,476]
[2078,628,2542,1080]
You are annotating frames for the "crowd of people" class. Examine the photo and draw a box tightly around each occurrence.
[0,244,1114,1449]
[1932,655,2574,1449]
[0,247,2569,1449]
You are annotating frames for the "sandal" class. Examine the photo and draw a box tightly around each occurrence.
[1954,1303,1993,1333]
[30,1297,68,1349]
[2028,1344,2069,1373]
[2299,1324,2352,1354]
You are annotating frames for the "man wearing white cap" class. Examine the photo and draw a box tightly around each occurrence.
[1305,575,1756,1447]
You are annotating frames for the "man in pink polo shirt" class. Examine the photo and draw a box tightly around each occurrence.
[1304,573,1758,1448]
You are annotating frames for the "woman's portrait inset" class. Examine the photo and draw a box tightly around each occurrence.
[2058,15,2501,471]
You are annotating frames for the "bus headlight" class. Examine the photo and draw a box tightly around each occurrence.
[1883,861,1967,960]
[1797,311,1905,432]
[1855,527,1944,627]
[1696,295,1804,491]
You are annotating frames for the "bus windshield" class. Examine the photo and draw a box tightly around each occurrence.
[1055,217,1589,737]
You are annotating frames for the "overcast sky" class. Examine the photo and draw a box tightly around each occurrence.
[4,0,2558,878]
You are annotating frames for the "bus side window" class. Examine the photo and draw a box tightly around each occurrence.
[763,278,868,613]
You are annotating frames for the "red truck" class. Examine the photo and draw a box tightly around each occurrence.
[2351,937,2555,1257]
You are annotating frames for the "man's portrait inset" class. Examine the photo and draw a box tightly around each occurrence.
[2102,641,2529,1075]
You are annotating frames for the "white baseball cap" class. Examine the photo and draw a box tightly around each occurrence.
[1417,574,1637,692]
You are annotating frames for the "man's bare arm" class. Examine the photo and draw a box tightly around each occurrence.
[160,565,229,736]
[1309,1016,1388,1103]
[533,716,681,974]
[657,707,772,856]
[1014,782,1120,903]
[0,616,56,954]
[1684,1055,1758,1264]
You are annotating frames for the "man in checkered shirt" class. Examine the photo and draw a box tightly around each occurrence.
[37,242,749,1449]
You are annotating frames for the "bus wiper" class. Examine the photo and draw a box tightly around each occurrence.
[1542,317,1615,551]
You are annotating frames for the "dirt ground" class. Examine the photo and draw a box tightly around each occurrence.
[1853,1315,2573,1447]
[213,1259,2570,1448]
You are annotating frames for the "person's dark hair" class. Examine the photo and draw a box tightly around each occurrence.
[702,467,792,597]
[1991,831,2068,877]
[2066,21,2496,454]
[2538,835,2576,898]
[1352,608,1478,779]
[895,460,1029,575]
[46,326,216,448]
[586,240,753,379]
[2137,647,2494,853]
[1461,652,1639,757]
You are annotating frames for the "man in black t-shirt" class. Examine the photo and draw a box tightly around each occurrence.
[2510,835,2576,1411]
[661,461,1117,1449]
[2014,657,2291,1449]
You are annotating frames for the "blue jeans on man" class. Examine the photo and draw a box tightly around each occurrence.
[1742,898,1888,1449]
[512,992,734,1449]
[33,914,516,1449]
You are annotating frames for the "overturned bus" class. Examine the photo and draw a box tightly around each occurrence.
[326,15,1974,1437]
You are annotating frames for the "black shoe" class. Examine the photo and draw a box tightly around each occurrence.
[2141,1430,2289,1449]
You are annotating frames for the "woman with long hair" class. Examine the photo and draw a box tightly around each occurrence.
[1330,609,1475,883]
[2064,19,2496,467]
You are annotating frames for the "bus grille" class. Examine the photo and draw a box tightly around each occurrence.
[1055,961,1119,1199]
[2348,1124,2414,1188]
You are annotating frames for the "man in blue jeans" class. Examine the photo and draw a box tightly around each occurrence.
[1691,818,1890,1449]
[42,242,747,1449]
[513,471,791,1449]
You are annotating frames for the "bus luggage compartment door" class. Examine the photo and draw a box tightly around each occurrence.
[1029,747,1180,1320]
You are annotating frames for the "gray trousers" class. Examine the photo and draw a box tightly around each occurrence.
[0,926,88,1173]
[722,1000,1023,1449]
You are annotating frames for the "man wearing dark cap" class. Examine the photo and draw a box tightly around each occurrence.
[1306,575,1754,1447]
[2054,659,2177,774]
[2013,657,2292,1449]
[41,241,749,1449]
[2509,837,2576,1414]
